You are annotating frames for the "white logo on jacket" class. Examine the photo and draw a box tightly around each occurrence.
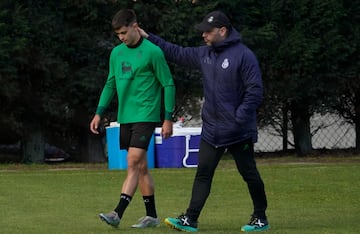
[222,58,229,69]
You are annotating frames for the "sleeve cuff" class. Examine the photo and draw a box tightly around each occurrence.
[164,111,173,121]
[95,106,106,116]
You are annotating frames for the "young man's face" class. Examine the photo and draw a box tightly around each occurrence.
[114,23,139,46]
[201,27,227,46]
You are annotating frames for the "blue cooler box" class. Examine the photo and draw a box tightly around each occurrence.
[155,127,201,168]
[106,122,155,170]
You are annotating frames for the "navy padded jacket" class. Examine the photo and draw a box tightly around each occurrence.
[148,28,263,147]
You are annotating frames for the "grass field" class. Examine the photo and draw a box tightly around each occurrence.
[1,156,359,234]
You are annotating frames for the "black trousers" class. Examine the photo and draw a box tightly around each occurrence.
[186,139,267,221]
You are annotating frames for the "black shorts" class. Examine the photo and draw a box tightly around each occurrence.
[119,122,156,151]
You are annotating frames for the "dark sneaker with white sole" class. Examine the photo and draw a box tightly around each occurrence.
[241,214,270,232]
[165,214,198,232]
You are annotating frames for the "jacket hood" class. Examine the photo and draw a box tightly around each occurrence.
[211,27,242,52]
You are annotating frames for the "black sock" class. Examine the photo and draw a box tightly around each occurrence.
[114,193,132,219]
[143,195,157,218]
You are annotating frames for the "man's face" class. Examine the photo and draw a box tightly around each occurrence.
[114,23,139,46]
[201,27,226,46]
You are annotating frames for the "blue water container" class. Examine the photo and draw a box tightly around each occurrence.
[106,123,155,170]
[154,127,201,168]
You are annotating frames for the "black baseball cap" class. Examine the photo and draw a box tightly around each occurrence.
[194,11,231,32]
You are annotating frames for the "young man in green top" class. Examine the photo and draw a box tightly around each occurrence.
[90,9,175,229]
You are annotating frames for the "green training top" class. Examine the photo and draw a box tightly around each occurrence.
[95,38,175,123]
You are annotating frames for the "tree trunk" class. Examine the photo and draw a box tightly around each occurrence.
[282,101,289,151]
[355,93,360,152]
[72,106,107,163]
[21,123,45,163]
[356,120,360,152]
[79,130,106,163]
[290,100,312,156]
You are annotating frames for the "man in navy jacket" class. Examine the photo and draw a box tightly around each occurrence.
[139,10,269,232]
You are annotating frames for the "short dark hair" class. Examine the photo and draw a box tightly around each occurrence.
[112,9,137,30]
